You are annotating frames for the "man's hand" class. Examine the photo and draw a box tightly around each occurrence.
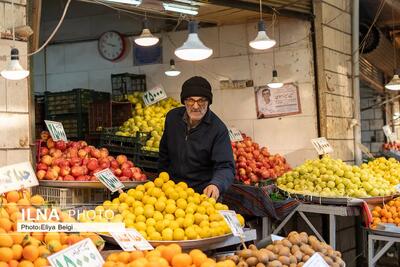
[203,184,219,200]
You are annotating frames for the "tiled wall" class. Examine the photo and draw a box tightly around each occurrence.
[32,18,319,166]
[0,0,31,167]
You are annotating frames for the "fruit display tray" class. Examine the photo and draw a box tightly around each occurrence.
[367,225,400,238]
[278,188,397,206]
[39,180,146,189]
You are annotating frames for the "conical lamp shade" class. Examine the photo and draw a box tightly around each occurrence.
[134,19,159,46]
[267,70,283,88]
[385,74,400,90]
[1,48,29,80]
[165,59,181,76]
[249,20,276,50]
[175,21,213,61]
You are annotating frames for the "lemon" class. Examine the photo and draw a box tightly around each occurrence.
[210,213,222,222]
[155,201,166,212]
[175,208,185,218]
[144,181,155,190]
[146,226,156,236]
[199,220,209,228]
[135,222,147,231]
[103,200,112,209]
[112,198,120,205]
[124,218,134,226]
[186,207,195,215]
[214,203,224,210]
[207,207,216,216]
[173,228,185,240]
[185,226,197,240]
[169,221,179,230]
[134,200,143,207]
[143,204,155,218]
[125,196,135,206]
[197,206,206,214]
[134,206,144,216]
[177,182,188,190]
[164,214,175,221]
[127,188,136,196]
[153,211,163,221]
[112,214,123,222]
[194,213,204,224]
[95,205,105,214]
[154,177,164,187]
[121,210,130,218]
[169,191,179,200]
[186,188,195,196]
[118,203,129,213]
[165,203,177,214]
[159,172,170,182]
[210,221,219,228]
[155,221,166,232]
[119,192,128,202]
[199,227,211,238]
[151,188,163,198]
[146,218,156,227]
[176,199,188,210]
[176,217,184,227]
[149,231,162,240]
[139,231,147,239]
[126,213,136,221]
[183,217,194,228]
[179,191,188,200]
[136,215,146,223]
[166,199,176,206]
[158,196,168,203]
[187,196,194,203]
[237,214,245,226]
[162,228,173,240]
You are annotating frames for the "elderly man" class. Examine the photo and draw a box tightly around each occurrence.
[159,76,235,199]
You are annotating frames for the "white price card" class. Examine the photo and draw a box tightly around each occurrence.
[45,120,68,142]
[111,229,153,251]
[48,238,104,267]
[356,143,375,159]
[0,162,38,194]
[94,168,125,193]
[271,234,284,242]
[143,85,167,106]
[303,253,329,267]
[228,128,243,142]
[219,210,244,237]
[383,125,397,142]
[311,137,334,155]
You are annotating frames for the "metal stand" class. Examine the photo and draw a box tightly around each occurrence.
[272,203,360,249]
[368,234,400,267]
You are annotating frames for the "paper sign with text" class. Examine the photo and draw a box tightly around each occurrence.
[94,168,124,193]
[271,234,284,241]
[219,210,244,237]
[0,162,38,194]
[356,143,375,159]
[303,253,329,267]
[45,120,68,142]
[311,137,334,155]
[143,85,167,106]
[111,229,153,251]
[48,238,104,267]
[228,128,243,142]
[383,125,397,142]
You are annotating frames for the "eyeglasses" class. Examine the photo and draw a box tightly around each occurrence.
[185,98,208,107]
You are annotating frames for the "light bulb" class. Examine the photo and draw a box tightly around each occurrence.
[249,20,276,50]
[134,18,159,47]
[165,59,181,76]
[1,48,29,80]
[175,21,213,61]
[385,74,400,90]
[267,70,283,88]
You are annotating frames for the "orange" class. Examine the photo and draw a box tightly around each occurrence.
[59,232,68,245]
[31,232,44,242]
[129,258,148,267]
[0,247,13,262]
[30,195,45,207]
[155,245,166,252]
[10,211,22,223]
[200,259,216,267]
[0,262,8,267]
[0,218,12,231]
[0,232,14,247]
[17,199,30,209]
[145,250,161,258]
[22,245,39,261]
[17,261,35,267]
[372,210,379,217]
[161,244,182,263]
[87,233,104,248]
[11,244,23,260]
[6,191,20,203]
[33,257,49,267]
[130,251,145,261]
[382,217,388,223]
[118,251,131,264]
[66,234,82,245]
[103,262,115,267]
[216,260,235,267]
[190,250,208,267]
[106,253,119,262]
[47,239,62,253]
[8,259,19,267]
[10,232,27,245]
[171,253,192,267]
[38,245,50,257]
[395,200,400,208]
[44,232,60,243]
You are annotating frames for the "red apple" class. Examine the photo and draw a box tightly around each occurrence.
[40,147,49,156]
[79,141,88,148]
[82,166,88,175]
[126,161,134,168]
[55,140,67,151]
[99,158,110,169]
[70,157,82,166]
[90,176,98,181]
[114,168,122,177]
[99,148,109,158]
[119,176,130,182]
[116,155,127,165]
[41,155,53,166]
[121,162,131,170]
[78,149,88,158]
[90,149,101,159]
[45,169,58,180]
[107,156,115,161]
[71,166,84,177]
[36,170,46,180]
[110,160,119,169]
[87,158,99,171]
[140,174,147,181]
[36,163,48,171]
[63,175,75,181]
[41,131,50,141]
[47,138,55,149]
[60,166,71,176]
[69,147,78,158]
[133,172,141,180]
[121,168,132,178]
[76,175,88,181]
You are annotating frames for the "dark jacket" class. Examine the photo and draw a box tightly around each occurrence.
[159,106,235,195]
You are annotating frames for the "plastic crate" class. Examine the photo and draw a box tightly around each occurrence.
[111,73,146,101]
[88,101,133,132]
[46,114,88,140]
[44,89,110,117]
[35,95,45,139]
[32,186,111,209]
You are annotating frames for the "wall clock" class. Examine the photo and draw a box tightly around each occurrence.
[98,31,126,61]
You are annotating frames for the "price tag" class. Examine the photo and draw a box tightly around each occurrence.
[45,120,68,142]
[94,168,125,193]
[311,137,333,155]
[110,229,153,251]
[383,125,392,138]
[228,128,243,142]
[303,253,329,267]
[48,238,104,267]
[271,234,284,241]
[143,85,167,106]
[219,210,244,237]
[356,143,375,159]
[0,162,38,194]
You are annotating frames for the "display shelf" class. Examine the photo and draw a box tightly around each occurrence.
[38,180,145,189]
[366,230,400,267]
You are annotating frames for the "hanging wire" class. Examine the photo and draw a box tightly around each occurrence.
[259,0,262,20]
[272,11,276,69]
[11,0,14,47]
[392,0,397,71]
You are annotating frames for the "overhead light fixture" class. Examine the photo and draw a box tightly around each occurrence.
[165,59,181,76]
[104,0,142,5]
[385,74,400,90]
[163,2,199,15]
[267,70,283,88]
[385,1,400,91]
[175,21,212,61]
[1,0,29,80]
[249,0,276,50]
[134,18,159,46]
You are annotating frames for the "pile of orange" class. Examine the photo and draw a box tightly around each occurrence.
[103,244,235,267]
[371,198,400,229]
[0,189,104,267]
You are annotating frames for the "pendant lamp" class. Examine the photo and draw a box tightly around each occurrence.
[134,18,159,47]
[165,59,181,76]
[249,0,276,50]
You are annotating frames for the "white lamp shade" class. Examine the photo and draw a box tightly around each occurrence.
[165,69,181,76]
[267,70,283,88]
[249,20,276,50]
[385,74,400,90]
[175,33,213,61]
[1,48,29,80]
[134,28,159,46]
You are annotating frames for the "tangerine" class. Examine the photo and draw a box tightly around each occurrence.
[130,251,145,261]
[171,253,192,267]
[22,245,39,261]
[0,247,13,262]
[17,261,35,267]
[6,191,20,203]
[0,232,14,247]
[33,257,49,267]
[11,244,23,260]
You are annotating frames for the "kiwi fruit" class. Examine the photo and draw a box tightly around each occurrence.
[265,250,277,261]
[293,251,303,262]
[249,244,257,250]
[278,256,291,265]
[308,235,318,243]
[302,255,310,262]
[310,240,322,252]
[299,232,308,244]
[246,256,258,266]
[227,255,239,264]
[274,240,283,246]
[291,245,300,254]
[323,256,334,265]
[237,261,249,267]
[267,260,283,267]
[297,263,304,267]
[278,247,291,257]
[266,245,275,251]
[300,244,315,256]
[240,249,254,259]
[256,263,266,267]
[289,255,297,264]
[255,251,269,264]
[289,264,297,267]
[288,234,301,246]
[282,239,293,248]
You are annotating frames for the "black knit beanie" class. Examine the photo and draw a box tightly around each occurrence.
[180,76,213,104]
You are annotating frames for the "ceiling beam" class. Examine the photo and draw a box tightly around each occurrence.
[198,0,314,20]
